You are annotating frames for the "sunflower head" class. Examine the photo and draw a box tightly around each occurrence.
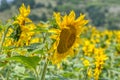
[14,3,32,26]
[19,3,30,17]
[50,11,88,64]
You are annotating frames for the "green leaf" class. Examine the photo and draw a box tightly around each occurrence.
[24,78,36,80]
[6,56,40,70]
[26,43,46,55]
[34,26,48,32]
[0,62,7,67]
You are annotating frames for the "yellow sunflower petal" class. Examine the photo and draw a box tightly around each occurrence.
[54,12,61,27]
[48,29,61,33]
[68,11,75,24]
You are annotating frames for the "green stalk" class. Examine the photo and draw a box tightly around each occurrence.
[109,51,114,79]
[0,25,10,51]
[0,74,6,80]
[40,58,48,80]
[6,68,10,80]
[35,69,39,80]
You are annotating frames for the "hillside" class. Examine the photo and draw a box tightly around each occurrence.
[0,0,120,29]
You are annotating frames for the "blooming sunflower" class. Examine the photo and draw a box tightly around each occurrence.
[50,11,88,64]
[12,4,37,47]
[14,3,32,26]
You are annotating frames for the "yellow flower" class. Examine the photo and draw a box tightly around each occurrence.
[14,3,32,26]
[82,40,95,56]
[50,11,88,64]
[114,31,120,43]
[15,15,32,26]
[116,44,120,53]
[3,38,14,47]
[94,48,108,80]
[15,23,36,47]
[19,3,30,17]
[12,4,38,47]
[15,48,27,55]
[21,26,34,45]
[91,33,100,43]
[87,68,92,78]
[3,28,14,47]
[30,38,40,44]
[83,59,90,67]
[94,68,101,80]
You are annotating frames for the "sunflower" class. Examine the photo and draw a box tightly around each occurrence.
[50,11,88,64]
[12,4,37,47]
[14,3,32,26]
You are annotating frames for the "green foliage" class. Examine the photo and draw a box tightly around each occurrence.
[6,56,40,70]
[10,24,21,41]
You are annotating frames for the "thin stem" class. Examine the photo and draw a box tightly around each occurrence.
[6,67,10,80]
[40,58,48,80]
[35,69,39,80]
[0,26,10,51]
[109,51,114,79]
[0,74,6,80]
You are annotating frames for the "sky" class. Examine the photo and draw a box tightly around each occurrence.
[0,0,13,5]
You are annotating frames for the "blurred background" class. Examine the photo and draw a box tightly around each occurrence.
[0,0,120,30]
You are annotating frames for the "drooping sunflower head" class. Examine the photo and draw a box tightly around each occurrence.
[50,11,88,64]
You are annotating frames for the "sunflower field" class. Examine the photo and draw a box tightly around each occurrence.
[0,3,120,80]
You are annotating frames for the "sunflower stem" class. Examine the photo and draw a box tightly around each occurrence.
[40,58,48,80]
[0,25,10,52]
[0,74,6,80]
[34,69,39,80]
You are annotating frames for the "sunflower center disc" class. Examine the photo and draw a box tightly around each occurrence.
[57,27,76,54]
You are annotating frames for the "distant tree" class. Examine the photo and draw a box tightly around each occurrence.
[57,0,63,5]
[41,13,47,21]
[0,0,10,11]
[106,14,120,30]
[74,8,85,17]
[53,7,58,12]
[29,14,41,21]
[47,3,52,9]
[86,5,107,27]
[35,3,45,8]
[53,4,74,13]
[12,0,35,9]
